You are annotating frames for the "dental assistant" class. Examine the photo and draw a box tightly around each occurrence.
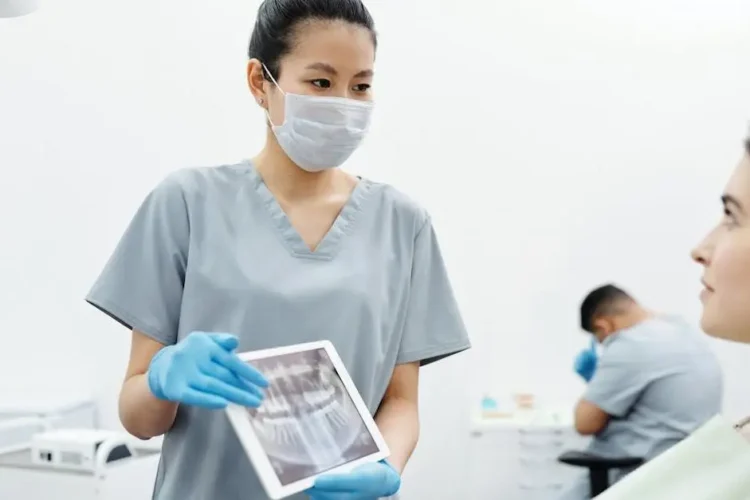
[85,0,471,499]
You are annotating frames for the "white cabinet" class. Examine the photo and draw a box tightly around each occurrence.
[467,420,590,499]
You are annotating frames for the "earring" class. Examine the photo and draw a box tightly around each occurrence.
[258,98,264,105]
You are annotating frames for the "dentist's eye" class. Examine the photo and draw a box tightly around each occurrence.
[310,79,331,89]
[352,83,371,92]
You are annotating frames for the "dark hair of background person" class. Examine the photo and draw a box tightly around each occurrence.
[580,284,634,333]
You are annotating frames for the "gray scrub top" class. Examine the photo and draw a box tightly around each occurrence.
[584,316,723,462]
[85,160,471,500]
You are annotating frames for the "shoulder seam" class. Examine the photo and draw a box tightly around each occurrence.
[415,213,431,239]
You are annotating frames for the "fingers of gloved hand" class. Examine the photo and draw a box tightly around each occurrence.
[313,465,393,493]
[577,349,595,365]
[574,359,594,381]
[209,346,269,389]
[574,353,588,371]
[579,363,593,375]
[584,353,596,368]
[573,353,588,372]
[189,374,263,408]
[200,360,265,401]
[589,338,598,352]
[177,387,229,409]
[307,485,389,500]
[306,491,361,500]
[207,332,240,351]
[312,473,362,492]
[309,462,400,499]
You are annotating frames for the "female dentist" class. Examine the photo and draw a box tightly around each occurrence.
[85,0,471,499]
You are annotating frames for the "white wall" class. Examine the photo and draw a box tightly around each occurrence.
[2,0,750,498]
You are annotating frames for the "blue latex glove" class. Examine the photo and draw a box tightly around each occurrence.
[306,460,401,499]
[147,332,268,409]
[573,338,598,382]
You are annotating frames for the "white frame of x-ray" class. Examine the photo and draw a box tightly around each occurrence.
[225,340,390,499]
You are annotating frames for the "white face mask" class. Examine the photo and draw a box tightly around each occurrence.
[262,64,373,172]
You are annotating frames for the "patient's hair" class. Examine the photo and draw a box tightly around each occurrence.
[580,284,634,333]
[247,0,377,81]
[745,134,750,155]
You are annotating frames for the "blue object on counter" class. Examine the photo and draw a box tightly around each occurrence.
[481,395,498,411]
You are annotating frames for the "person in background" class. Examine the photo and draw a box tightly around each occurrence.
[558,284,723,500]
[85,0,470,499]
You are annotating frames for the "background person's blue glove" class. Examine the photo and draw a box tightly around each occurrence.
[147,331,268,409]
[306,460,401,499]
[573,338,598,382]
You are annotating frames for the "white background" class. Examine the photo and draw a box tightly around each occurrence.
[2,0,750,498]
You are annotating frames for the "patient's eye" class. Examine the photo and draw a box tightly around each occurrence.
[722,207,738,228]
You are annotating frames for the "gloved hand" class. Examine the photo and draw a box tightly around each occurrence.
[574,338,598,382]
[306,460,401,499]
[147,332,268,409]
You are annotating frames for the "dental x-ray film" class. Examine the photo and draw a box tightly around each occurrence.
[225,341,389,499]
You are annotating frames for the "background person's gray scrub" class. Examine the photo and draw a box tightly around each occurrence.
[584,317,722,462]
[558,316,723,500]
[86,161,471,500]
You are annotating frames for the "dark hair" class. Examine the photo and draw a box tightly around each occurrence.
[248,0,377,81]
[579,284,634,333]
[745,135,750,155]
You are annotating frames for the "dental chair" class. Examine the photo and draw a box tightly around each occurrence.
[558,451,644,496]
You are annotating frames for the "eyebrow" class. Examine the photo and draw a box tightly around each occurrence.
[722,194,744,214]
[304,62,373,78]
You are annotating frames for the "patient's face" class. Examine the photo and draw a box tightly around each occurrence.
[692,155,750,343]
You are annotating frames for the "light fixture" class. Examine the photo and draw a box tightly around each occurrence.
[0,0,40,18]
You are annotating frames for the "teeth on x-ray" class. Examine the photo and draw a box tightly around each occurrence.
[261,400,348,447]
[272,460,285,475]
[248,350,361,467]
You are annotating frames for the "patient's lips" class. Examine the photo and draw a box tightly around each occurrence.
[700,278,714,301]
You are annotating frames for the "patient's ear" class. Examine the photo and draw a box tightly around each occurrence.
[592,318,614,336]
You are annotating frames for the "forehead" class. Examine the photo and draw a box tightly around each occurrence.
[725,155,750,203]
[282,20,375,72]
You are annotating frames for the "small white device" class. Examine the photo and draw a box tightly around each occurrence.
[225,340,390,499]
[30,429,134,472]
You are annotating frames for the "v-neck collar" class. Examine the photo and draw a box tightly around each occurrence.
[245,161,372,261]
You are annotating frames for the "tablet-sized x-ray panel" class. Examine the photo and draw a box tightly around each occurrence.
[246,348,379,486]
